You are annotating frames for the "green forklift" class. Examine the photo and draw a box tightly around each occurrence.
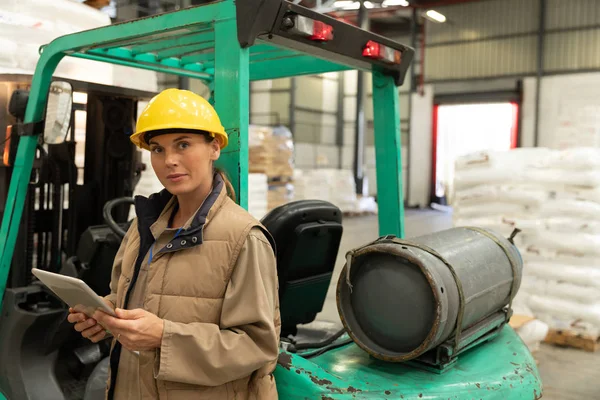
[0,1,542,399]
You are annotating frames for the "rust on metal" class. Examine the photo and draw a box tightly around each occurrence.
[475,383,481,388]
[277,353,292,370]
[385,390,391,395]
[321,396,334,400]
[310,375,333,386]
[534,389,542,400]
[347,386,361,393]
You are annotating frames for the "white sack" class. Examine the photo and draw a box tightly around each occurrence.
[520,276,600,304]
[453,184,548,207]
[519,231,600,257]
[528,295,600,327]
[523,261,600,289]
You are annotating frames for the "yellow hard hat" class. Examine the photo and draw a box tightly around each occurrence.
[130,88,228,150]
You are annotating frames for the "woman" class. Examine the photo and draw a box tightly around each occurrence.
[67,89,281,400]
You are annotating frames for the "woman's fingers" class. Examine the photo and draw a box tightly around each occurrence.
[67,312,87,324]
[89,330,107,343]
[74,318,97,333]
[82,323,104,339]
[68,309,110,343]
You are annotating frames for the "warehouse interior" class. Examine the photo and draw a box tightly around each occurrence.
[1,0,600,399]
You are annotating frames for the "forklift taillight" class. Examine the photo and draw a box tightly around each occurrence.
[289,15,334,42]
[3,125,12,167]
[362,40,401,64]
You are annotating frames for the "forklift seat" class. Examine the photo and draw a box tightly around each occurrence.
[261,200,343,337]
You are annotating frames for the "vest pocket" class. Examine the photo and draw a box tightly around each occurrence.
[163,380,232,400]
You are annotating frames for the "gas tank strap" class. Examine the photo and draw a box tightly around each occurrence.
[463,226,521,323]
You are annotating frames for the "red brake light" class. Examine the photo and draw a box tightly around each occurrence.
[310,21,334,42]
[363,40,381,58]
[288,15,334,42]
[363,40,402,64]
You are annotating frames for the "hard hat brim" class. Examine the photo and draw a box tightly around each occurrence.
[131,127,228,150]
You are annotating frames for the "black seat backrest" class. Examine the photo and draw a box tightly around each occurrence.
[261,200,343,337]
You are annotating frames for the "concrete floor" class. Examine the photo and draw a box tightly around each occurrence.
[313,209,600,400]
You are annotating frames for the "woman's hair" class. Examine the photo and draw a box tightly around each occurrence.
[203,132,236,202]
[214,168,237,202]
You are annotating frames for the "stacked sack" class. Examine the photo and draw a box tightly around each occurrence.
[248,173,269,220]
[453,147,600,338]
[293,169,357,212]
[292,168,377,214]
[248,125,294,180]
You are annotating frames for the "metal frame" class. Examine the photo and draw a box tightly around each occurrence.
[0,0,412,305]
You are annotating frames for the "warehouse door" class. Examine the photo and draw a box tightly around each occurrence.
[432,101,519,206]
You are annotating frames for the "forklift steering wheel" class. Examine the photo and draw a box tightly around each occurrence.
[103,197,135,239]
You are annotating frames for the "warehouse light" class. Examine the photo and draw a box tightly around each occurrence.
[333,0,355,7]
[382,0,409,6]
[73,92,88,104]
[425,10,446,23]
[364,1,374,8]
[334,0,361,9]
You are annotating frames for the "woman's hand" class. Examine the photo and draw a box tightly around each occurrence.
[94,308,164,351]
[67,299,115,343]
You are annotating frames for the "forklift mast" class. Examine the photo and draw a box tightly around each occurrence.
[0,74,154,288]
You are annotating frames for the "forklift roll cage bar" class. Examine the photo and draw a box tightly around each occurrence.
[0,0,413,305]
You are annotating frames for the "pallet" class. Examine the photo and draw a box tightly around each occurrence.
[544,329,600,352]
[342,210,377,217]
[84,0,110,8]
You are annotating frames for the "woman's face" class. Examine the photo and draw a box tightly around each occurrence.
[148,133,220,195]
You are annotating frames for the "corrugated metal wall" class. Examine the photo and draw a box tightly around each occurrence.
[425,0,600,82]
[425,0,539,81]
[545,0,600,72]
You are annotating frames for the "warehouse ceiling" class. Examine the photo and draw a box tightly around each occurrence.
[309,0,484,37]
[90,0,482,38]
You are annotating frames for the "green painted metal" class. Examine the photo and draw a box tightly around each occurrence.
[371,69,404,238]
[130,30,215,55]
[274,326,543,399]
[180,51,215,65]
[250,44,284,54]
[213,18,249,209]
[157,41,215,61]
[250,54,352,81]
[70,52,213,81]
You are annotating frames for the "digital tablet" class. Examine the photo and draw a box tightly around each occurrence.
[31,268,117,318]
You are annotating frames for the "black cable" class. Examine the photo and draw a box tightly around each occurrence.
[290,328,347,352]
[302,337,354,359]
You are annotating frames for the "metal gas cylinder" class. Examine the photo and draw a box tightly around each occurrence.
[336,227,522,362]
